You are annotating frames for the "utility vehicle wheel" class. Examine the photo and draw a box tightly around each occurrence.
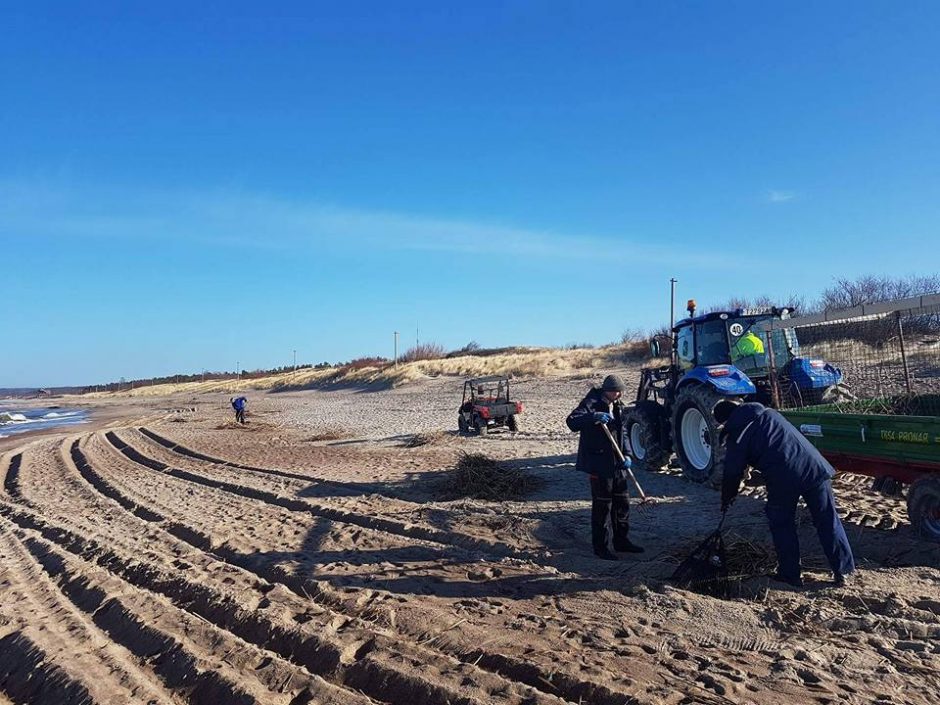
[672,385,736,485]
[623,401,670,471]
[476,419,488,436]
[907,476,940,542]
[458,415,469,434]
[507,415,519,432]
[820,383,857,404]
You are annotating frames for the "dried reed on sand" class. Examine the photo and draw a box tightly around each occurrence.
[439,452,542,501]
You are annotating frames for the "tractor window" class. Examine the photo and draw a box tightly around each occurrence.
[676,326,694,370]
[696,320,730,366]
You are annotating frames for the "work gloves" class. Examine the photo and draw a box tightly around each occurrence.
[593,412,613,424]
[622,457,633,470]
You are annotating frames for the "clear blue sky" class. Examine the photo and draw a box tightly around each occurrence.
[3,1,939,387]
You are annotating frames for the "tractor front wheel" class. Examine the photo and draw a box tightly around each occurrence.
[907,476,940,542]
[672,385,735,486]
[623,401,670,471]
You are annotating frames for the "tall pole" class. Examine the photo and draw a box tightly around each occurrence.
[896,312,914,396]
[236,361,240,380]
[669,278,677,331]
[669,277,678,366]
[293,349,296,371]
[394,331,399,367]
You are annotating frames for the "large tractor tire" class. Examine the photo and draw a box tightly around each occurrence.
[672,385,736,486]
[907,476,940,542]
[623,401,670,471]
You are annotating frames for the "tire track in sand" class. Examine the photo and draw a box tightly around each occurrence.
[4,441,579,705]
[79,436,649,705]
[108,430,517,558]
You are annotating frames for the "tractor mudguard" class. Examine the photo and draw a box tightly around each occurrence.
[677,366,756,397]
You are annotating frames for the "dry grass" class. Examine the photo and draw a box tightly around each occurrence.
[79,343,644,398]
[438,452,542,501]
[301,428,351,442]
[402,431,449,448]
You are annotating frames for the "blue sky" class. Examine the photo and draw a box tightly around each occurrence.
[3,1,939,387]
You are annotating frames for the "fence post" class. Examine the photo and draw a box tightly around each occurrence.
[765,330,782,408]
[896,311,914,396]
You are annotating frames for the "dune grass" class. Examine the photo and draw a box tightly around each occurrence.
[81,342,651,398]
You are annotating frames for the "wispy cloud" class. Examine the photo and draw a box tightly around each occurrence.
[1,178,743,268]
[765,189,798,203]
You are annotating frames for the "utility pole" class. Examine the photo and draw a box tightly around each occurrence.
[669,278,678,367]
[293,349,296,371]
[669,278,677,331]
[236,361,240,380]
[394,331,399,367]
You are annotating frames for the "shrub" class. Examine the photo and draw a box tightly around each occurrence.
[402,342,446,362]
[342,356,390,370]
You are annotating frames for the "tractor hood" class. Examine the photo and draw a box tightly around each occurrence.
[679,365,757,396]
[788,358,844,390]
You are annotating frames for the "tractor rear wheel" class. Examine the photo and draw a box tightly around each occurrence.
[907,476,940,542]
[623,401,670,471]
[672,385,735,486]
[507,415,519,432]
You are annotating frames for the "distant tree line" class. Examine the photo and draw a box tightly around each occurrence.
[697,273,940,349]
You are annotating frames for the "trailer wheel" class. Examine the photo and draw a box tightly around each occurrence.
[672,385,735,486]
[623,401,670,471]
[907,476,940,542]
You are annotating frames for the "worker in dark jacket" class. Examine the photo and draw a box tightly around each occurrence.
[566,375,644,560]
[715,401,855,587]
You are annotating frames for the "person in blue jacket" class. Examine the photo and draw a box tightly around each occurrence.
[566,374,644,560]
[231,396,248,424]
[715,401,855,587]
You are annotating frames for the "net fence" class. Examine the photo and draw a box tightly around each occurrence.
[768,300,940,416]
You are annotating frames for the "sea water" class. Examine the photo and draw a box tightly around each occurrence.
[0,405,89,438]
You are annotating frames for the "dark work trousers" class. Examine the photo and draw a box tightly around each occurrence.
[765,479,855,580]
[589,469,631,552]
[235,409,245,424]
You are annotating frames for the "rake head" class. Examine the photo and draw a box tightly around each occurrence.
[671,526,732,598]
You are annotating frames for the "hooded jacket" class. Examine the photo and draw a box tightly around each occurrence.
[721,402,835,506]
[566,388,625,479]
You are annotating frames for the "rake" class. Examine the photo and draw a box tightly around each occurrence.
[670,512,732,597]
[598,423,658,507]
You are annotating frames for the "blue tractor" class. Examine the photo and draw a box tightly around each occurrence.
[623,300,849,484]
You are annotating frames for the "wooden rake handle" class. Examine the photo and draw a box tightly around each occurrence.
[597,422,651,502]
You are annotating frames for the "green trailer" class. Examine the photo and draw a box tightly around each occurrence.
[782,398,940,541]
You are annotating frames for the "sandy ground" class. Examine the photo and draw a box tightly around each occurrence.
[0,371,937,704]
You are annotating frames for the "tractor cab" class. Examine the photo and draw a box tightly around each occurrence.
[673,302,842,406]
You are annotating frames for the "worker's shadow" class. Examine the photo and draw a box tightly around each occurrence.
[255,454,939,602]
